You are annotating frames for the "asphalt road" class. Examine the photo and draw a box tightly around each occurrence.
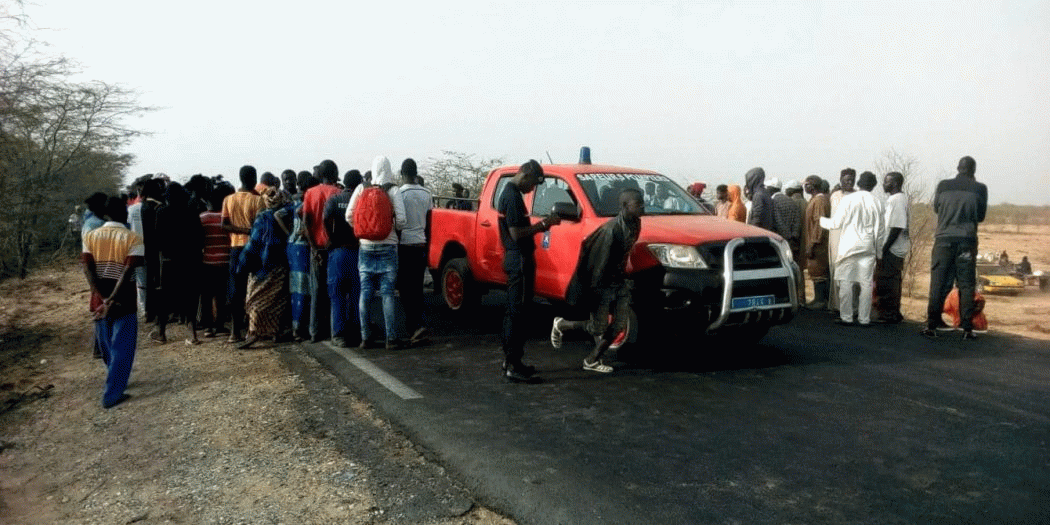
[300,293,1050,525]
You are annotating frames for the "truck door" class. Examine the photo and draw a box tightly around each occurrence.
[475,174,517,285]
[531,176,587,300]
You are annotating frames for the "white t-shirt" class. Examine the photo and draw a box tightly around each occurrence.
[884,191,910,258]
[398,183,432,245]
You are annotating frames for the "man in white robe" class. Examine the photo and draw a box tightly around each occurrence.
[827,168,856,312]
[820,172,886,325]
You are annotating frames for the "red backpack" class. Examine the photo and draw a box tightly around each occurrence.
[352,183,395,241]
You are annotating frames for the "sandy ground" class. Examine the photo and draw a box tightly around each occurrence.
[903,225,1050,339]
[1,224,1046,523]
[0,263,514,525]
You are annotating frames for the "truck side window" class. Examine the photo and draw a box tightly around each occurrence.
[531,178,577,217]
[491,176,515,211]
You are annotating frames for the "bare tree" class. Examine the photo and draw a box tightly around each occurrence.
[1,5,150,278]
[874,149,935,298]
[422,151,504,207]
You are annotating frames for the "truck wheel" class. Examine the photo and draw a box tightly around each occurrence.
[441,258,476,311]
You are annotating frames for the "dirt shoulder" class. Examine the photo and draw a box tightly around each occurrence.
[898,225,1050,340]
[0,261,514,525]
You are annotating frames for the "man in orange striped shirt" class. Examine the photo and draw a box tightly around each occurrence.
[222,166,265,342]
[83,196,144,409]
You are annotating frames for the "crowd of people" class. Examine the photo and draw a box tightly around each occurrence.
[699,156,987,338]
[80,156,438,406]
[80,154,989,403]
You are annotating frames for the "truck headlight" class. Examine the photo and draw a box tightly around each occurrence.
[648,244,708,269]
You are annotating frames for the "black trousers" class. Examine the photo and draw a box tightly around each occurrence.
[198,264,229,329]
[502,250,535,366]
[926,241,977,331]
[875,252,904,321]
[396,244,428,335]
[309,247,330,340]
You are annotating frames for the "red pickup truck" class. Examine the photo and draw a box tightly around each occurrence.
[428,162,800,345]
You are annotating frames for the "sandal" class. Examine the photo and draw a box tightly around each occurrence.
[149,330,167,344]
[582,359,613,373]
[550,317,564,349]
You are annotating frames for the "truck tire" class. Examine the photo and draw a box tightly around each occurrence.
[441,258,477,312]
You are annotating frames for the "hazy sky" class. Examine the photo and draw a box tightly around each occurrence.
[25,1,1050,205]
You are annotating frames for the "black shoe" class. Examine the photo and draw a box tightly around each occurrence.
[358,338,381,350]
[962,330,978,340]
[504,368,541,383]
[874,315,903,324]
[103,393,131,409]
[386,339,407,350]
[920,328,938,338]
[502,360,536,376]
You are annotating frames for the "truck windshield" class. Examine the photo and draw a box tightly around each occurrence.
[577,173,710,217]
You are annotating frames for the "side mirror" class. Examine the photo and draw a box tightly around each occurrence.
[552,202,581,222]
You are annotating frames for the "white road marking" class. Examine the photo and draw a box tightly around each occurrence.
[324,342,423,400]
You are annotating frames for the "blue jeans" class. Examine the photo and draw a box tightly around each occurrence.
[227,246,248,335]
[328,246,360,341]
[135,266,146,314]
[359,244,399,342]
[95,313,137,407]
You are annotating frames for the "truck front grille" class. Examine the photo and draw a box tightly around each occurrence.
[701,239,781,271]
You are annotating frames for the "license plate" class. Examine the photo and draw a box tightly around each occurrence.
[731,295,776,310]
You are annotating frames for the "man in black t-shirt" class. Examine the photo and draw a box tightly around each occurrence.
[323,170,363,347]
[497,160,560,382]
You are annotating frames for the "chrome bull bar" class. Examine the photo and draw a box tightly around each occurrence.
[706,237,799,332]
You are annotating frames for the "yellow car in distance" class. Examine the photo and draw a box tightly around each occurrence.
[977,265,1026,295]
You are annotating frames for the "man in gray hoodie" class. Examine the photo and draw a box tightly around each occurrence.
[745,167,774,231]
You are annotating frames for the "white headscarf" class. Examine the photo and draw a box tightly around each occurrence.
[371,156,396,186]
